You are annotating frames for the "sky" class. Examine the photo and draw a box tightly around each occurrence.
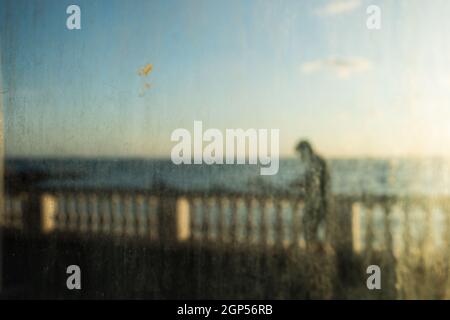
[1,0,450,158]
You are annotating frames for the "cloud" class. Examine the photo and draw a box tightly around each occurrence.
[315,0,361,17]
[301,57,372,78]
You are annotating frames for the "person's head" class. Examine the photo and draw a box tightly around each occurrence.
[296,140,314,162]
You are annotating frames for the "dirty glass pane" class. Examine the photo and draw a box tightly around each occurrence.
[1,0,450,300]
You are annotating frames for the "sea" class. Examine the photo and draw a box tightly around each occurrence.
[5,157,450,196]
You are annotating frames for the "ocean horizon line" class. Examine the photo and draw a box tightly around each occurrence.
[5,155,450,162]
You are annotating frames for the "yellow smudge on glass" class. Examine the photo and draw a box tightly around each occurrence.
[139,63,153,76]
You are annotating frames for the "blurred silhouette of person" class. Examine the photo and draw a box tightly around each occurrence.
[295,140,330,247]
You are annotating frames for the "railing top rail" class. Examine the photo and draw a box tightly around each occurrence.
[29,185,306,200]
[8,184,450,208]
[26,186,450,204]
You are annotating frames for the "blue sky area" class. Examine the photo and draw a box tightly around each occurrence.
[1,0,450,158]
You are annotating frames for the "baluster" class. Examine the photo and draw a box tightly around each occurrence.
[292,200,303,247]
[201,197,212,242]
[210,197,217,241]
[13,197,21,228]
[55,194,65,231]
[9,198,16,228]
[275,199,284,247]
[217,197,227,244]
[89,194,99,233]
[402,200,412,257]
[9,196,16,227]
[78,194,88,233]
[443,200,450,255]
[64,194,71,231]
[364,203,375,257]
[13,198,23,229]
[7,197,13,227]
[175,196,190,241]
[148,196,159,240]
[123,195,135,236]
[0,196,7,226]
[72,193,80,232]
[112,194,123,236]
[420,202,432,258]
[190,197,200,241]
[13,197,20,228]
[40,194,57,233]
[3,197,10,226]
[260,198,269,247]
[17,197,24,229]
[135,195,145,237]
[442,200,450,299]
[229,197,239,244]
[381,199,397,299]
[351,202,362,253]
[245,197,256,244]
[67,194,77,232]
[21,197,27,229]
[382,201,394,255]
[100,195,112,234]
[187,197,196,242]
[9,198,21,228]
